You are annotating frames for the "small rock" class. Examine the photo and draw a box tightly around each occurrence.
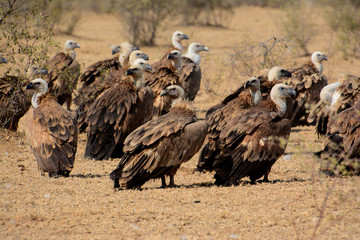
[44,194,51,198]
[229,234,239,238]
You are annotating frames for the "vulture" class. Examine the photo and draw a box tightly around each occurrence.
[145,49,183,116]
[180,42,209,101]
[283,51,328,126]
[110,85,207,189]
[308,81,340,136]
[310,74,360,137]
[150,31,189,71]
[45,40,81,110]
[198,84,296,186]
[23,79,77,177]
[84,59,154,160]
[198,77,262,171]
[0,66,47,131]
[316,101,360,175]
[75,45,147,133]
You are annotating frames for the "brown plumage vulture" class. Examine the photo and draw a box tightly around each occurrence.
[45,40,81,110]
[198,84,296,186]
[199,77,262,171]
[180,42,209,101]
[75,45,146,133]
[0,65,47,131]
[283,51,328,126]
[23,79,77,177]
[84,59,154,160]
[145,49,183,116]
[110,85,207,189]
[150,31,189,71]
[316,101,360,175]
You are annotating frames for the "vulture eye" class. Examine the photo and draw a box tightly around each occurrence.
[177,33,181,36]
[132,68,139,71]
[280,87,285,91]
[317,53,321,56]
[136,53,140,57]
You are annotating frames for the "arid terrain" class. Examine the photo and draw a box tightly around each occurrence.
[1,6,360,240]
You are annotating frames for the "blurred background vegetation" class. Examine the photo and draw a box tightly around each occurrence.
[1,0,360,77]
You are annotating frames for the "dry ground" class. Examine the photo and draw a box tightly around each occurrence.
[1,6,360,240]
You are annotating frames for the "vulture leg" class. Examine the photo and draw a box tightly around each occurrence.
[168,168,179,187]
[66,95,72,111]
[113,178,120,189]
[161,176,167,188]
[262,168,271,182]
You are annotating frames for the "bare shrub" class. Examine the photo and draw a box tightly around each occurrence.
[322,0,360,58]
[179,0,234,28]
[0,0,59,77]
[280,0,316,56]
[115,0,176,46]
[228,36,297,81]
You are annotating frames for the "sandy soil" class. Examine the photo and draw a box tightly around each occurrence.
[1,6,360,240]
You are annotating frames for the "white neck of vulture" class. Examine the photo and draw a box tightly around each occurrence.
[312,61,323,74]
[132,73,144,89]
[66,49,76,60]
[271,94,287,117]
[250,89,261,106]
[119,49,132,65]
[184,51,201,65]
[31,90,47,108]
[172,40,183,52]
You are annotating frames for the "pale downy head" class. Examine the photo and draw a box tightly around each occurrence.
[270,83,296,116]
[112,45,121,55]
[172,31,189,51]
[118,42,139,64]
[184,42,209,64]
[167,49,182,69]
[27,66,48,79]
[311,51,328,73]
[126,58,152,88]
[160,85,185,102]
[244,77,260,91]
[129,50,149,65]
[26,78,49,108]
[268,66,292,82]
[64,40,80,50]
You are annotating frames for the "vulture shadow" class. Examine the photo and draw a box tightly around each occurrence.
[70,173,106,179]
[239,177,309,185]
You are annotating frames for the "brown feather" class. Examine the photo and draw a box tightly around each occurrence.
[84,76,154,160]
[110,101,207,189]
[180,56,202,101]
[24,94,77,177]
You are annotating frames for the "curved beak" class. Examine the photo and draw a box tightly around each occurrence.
[112,46,120,55]
[182,34,189,40]
[133,46,140,51]
[126,68,134,76]
[145,64,152,72]
[289,88,296,97]
[142,53,149,61]
[203,46,209,52]
[323,55,328,61]
[41,69,48,75]
[26,82,34,90]
[244,81,250,89]
[74,43,80,49]
[281,70,292,78]
[160,89,167,96]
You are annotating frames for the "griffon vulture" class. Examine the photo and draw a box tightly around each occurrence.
[0,66,47,131]
[316,101,360,175]
[199,77,262,171]
[23,79,77,177]
[150,31,189,71]
[283,51,328,126]
[84,59,153,160]
[75,46,147,133]
[180,42,209,101]
[110,85,207,189]
[145,49,183,116]
[45,40,81,110]
[198,84,296,186]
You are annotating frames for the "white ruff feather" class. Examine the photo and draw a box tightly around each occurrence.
[184,52,201,65]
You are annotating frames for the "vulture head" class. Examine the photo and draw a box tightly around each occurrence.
[27,66,48,79]
[244,77,260,90]
[64,40,80,50]
[185,42,209,64]
[0,55,7,64]
[160,85,185,102]
[129,50,149,65]
[112,45,121,55]
[172,31,189,51]
[270,83,296,116]
[126,59,152,88]
[118,42,139,64]
[268,66,292,82]
[311,51,328,74]
[26,79,49,108]
[167,49,182,70]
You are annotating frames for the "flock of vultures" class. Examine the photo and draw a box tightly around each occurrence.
[0,30,359,190]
